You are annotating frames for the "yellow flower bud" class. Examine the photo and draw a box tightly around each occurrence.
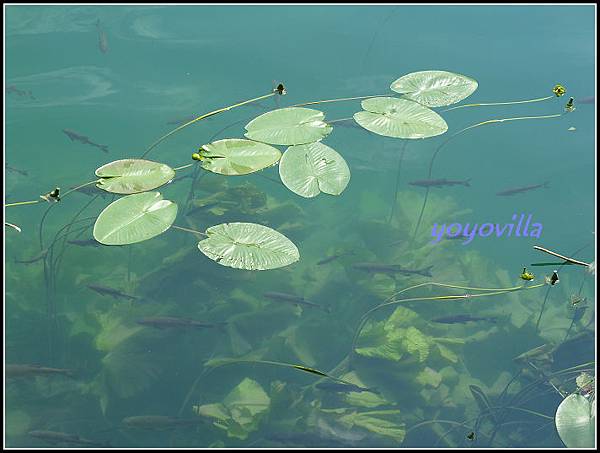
[552,84,566,97]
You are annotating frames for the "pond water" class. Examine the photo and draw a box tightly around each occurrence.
[5,4,596,448]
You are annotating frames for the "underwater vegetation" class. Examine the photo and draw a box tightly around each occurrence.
[5,62,595,449]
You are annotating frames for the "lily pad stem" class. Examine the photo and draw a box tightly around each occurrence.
[171,224,209,237]
[141,91,278,159]
[442,95,554,112]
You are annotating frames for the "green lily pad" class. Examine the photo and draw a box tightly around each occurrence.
[353,97,448,139]
[555,394,595,448]
[390,70,478,107]
[197,222,300,270]
[279,142,350,198]
[198,139,282,175]
[93,192,177,245]
[95,159,175,194]
[244,107,332,146]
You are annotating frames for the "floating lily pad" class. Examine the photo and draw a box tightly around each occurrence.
[555,394,595,448]
[390,70,478,107]
[93,192,177,245]
[95,159,175,194]
[279,142,350,198]
[244,107,332,146]
[197,222,299,270]
[353,97,448,139]
[198,139,282,175]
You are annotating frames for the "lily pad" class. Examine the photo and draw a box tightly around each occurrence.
[353,97,448,139]
[244,107,332,146]
[198,139,282,175]
[555,394,595,448]
[197,222,300,270]
[279,142,350,198]
[390,70,478,107]
[93,192,177,245]
[95,159,175,194]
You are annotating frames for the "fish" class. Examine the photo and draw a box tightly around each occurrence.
[496,182,549,196]
[137,316,228,330]
[431,314,497,324]
[28,430,109,447]
[62,129,109,153]
[96,19,108,54]
[6,164,28,177]
[6,364,74,379]
[86,284,138,301]
[69,184,110,198]
[122,415,205,430]
[351,262,434,277]
[6,85,35,99]
[576,96,595,104]
[14,249,48,264]
[409,178,471,188]
[315,381,380,395]
[263,291,331,313]
[67,239,102,247]
[316,251,355,265]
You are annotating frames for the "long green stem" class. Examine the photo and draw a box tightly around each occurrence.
[5,199,41,208]
[351,283,545,357]
[388,140,408,223]
[141,91,277,159]
[411,113,564,241]
[172,163,194,172]
[383,281,529,305]
[361,7,399,70]
[60,180,100,199]
[171,224,209,237]
[50,198,99,292]
[534,286,553,334]
[442,96,554,112]
[291,94,388,108]
[533,245,591,267]
[326,117,355,125]
[491,406,553,420]
[178,358,352,417]
[204,358,353,384]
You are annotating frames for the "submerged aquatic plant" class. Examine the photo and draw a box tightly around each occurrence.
[193,377,271,440]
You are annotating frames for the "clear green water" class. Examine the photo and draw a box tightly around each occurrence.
[5,5,596,448]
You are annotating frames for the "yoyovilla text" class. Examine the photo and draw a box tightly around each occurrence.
[431,213,543,245]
